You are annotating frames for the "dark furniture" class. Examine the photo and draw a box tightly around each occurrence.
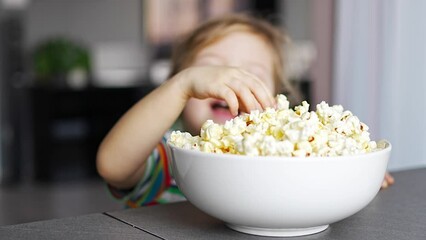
[29,85,155,181]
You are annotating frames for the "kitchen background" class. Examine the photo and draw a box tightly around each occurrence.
[0,0,425,226]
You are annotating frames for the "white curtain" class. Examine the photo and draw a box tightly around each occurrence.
[334,0,426,171]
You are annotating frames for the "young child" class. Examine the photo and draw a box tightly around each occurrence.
[97,14,393,208]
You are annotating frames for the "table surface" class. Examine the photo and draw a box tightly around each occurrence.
[1,168,426,240]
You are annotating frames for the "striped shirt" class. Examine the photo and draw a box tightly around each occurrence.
[108,134,186,207]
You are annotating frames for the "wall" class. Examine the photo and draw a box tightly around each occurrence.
[25,0,147,86]
[280,0,334,106]
[281,0,311,41]
[25,0,143,48]
[333,0,426,171]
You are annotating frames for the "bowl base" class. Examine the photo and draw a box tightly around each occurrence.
[226,223,329,237]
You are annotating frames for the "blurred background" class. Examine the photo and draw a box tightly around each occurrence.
[0,0,425,226]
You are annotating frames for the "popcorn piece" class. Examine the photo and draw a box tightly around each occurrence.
[170,131,200,150]
[276,94,290,110]
[169,94,382,157]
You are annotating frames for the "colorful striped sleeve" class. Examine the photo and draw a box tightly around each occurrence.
[107,133,185,207]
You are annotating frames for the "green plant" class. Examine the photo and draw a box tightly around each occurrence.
[33,37,91,83]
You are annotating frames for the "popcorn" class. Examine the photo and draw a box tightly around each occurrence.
[169,131,200,150]
[169,95,382,157]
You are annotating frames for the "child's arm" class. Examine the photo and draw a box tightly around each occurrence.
[97,66,275,189]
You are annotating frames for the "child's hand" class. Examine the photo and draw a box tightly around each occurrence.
[176,66,275,116]
[381,172,394,189]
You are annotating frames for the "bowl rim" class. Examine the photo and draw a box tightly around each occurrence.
[167,140,391,162]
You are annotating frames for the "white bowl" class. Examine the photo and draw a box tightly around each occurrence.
[167,141,391,237]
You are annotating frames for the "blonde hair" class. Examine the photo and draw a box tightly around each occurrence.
[169,14,299,103]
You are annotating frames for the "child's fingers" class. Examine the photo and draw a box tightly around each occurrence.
[385,172,395,185]
[235,86,259,113]
[254,101,263,111]
[381,179,389,189]
[381,172,395,189]
[225,78,260,113]
[239,70,275,109]
[250,81,274,109]
[242,78,272,109]
[220,87,239,116]
[237,98,262,114]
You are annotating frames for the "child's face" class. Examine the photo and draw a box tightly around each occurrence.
[182,31,275,135]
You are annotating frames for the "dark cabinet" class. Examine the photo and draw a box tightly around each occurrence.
[30,85,155,181]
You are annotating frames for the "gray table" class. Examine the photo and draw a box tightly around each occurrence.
[1,168,426,240]
[0,213,158,240]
